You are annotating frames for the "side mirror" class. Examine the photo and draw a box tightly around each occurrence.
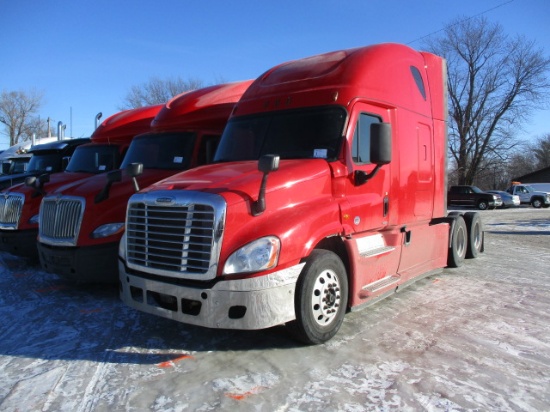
[26,173,50,197]
[95,169,122,203]
[25,176,37,187]
[38,173,50,185]
[354,123,392,186]
[127,162,143,178]
[62,156,71,170]
[258,154,280,174]
[252,154,280,216]
[127,163,143,192]
[107,169,122,184]
[370,123,392,165]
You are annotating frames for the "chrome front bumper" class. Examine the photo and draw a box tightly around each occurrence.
[119,262,305,330]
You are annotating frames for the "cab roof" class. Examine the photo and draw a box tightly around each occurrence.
[28,138,91,153]
[233,43,445,120]
[151,80,253,132]
[91,105,163,144]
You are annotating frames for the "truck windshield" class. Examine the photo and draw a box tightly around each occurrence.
[2,158,29,175]
[214,106,346,162]
[27,152,63,173]
[65,144,121,174]
[120,132,197,170]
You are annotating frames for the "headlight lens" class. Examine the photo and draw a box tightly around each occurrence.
[91,223,124,239]
[118,231,126,257]
[223,236,280,275]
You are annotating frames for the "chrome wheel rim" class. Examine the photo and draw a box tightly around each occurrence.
[311,269,342,326]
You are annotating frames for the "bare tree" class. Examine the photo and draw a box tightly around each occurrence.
[119,77,204,109]
[424,17,550,185]
[532,134,550,169]
[507,150,538,181]
[0,89,44,147]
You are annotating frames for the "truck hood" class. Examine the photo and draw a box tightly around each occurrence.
[51,168,179,200]
[144,159,333,207]
[43,168,184,244]
[0,171,39,191]
[0,169,87,192]
[4,172,92,200]
[2,172,94,230]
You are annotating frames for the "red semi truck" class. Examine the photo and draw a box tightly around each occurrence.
[37,81,252,283]
[0,106,161,259]
[118,44,483,344]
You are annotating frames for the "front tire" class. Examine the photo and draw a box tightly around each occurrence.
[288,250,348,345]
[477,200,488,210]
[532,198,543,208]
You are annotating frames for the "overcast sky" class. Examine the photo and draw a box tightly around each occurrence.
[1,0,549,149]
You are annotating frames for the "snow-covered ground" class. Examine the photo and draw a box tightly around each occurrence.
[1,208,549,411]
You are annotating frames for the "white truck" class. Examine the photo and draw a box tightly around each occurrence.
[505,184,550,208]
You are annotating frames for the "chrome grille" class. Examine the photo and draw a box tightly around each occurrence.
[125,191,226,280]
[39,196,85,246]
[0,193,25,229]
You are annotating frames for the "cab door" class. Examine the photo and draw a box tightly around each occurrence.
[341,103,400,291]
[342,103,393,234]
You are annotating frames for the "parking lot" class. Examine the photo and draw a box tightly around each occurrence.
[0,207,549,411]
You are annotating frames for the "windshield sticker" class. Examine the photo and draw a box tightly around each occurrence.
[173,156,184,164]
[46,166,52,171]
[314,149,328,159]
[98,165,106,171]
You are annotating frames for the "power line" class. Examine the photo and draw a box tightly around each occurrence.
[407,0,515,45]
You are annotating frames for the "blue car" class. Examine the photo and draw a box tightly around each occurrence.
[486,190,520,208]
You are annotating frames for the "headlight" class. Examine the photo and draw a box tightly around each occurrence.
[29,214,40,225]
[119,231,126,257]
[223,236,280,275]
[91,223,124,239]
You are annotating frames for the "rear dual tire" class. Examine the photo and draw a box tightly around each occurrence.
[447,212,483,267]
[463,212,483,258]
[447,215,467,267]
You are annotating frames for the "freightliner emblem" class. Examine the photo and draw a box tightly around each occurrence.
[156,197,174,204]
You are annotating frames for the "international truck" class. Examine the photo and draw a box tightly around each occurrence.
[0,138,90,191]
[0,137,58,162]
[0,137,64,177]
[118,44,484,344]
[1,153,31,176]
[37,81,252,283]
[0,105,162,258]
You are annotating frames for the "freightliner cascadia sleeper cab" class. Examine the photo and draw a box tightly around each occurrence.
[118,44,483,344]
